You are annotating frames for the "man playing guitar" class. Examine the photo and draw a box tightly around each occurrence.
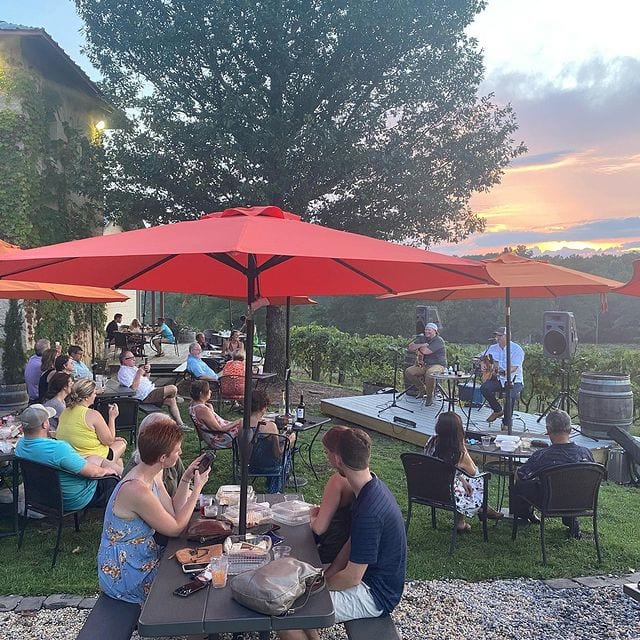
[404,322,447,406]
[480,326,525,425]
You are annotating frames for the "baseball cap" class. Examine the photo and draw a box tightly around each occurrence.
[425,322,438,332]
[493,326,507,336]
[19,404,56,430]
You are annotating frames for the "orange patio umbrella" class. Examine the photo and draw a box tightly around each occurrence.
[381,251,623,431]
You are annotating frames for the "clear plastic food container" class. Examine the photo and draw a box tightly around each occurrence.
[223,502,272,527]
[216,484,255,506]
[271,500,313,526]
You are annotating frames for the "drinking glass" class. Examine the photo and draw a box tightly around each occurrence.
[481,435,492,449]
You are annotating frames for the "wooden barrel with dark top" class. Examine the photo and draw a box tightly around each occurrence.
[578,372,633,439]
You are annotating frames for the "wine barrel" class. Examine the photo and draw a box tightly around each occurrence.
[0,383,29,413]
[578,372,634,439]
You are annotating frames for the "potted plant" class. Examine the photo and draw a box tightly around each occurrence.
[0,300,29,411]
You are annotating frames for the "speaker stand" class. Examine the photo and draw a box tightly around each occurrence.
[537,361,578,422]
[378,348,413,416]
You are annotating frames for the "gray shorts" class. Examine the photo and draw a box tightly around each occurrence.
[330,582,383,623]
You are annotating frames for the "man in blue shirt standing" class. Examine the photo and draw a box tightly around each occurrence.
[279,427,407,640]
[186,342,218,381]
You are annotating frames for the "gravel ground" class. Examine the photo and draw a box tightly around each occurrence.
[3,579,639,640]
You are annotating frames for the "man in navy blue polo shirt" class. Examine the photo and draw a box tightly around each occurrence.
[279,427,407,640]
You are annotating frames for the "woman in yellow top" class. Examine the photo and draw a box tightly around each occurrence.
[57,379,127,470]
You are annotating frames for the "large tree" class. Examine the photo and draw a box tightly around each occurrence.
[76,0,525,374]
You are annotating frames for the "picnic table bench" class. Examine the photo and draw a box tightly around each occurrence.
[76,593,140,640]
[345,614,400,640]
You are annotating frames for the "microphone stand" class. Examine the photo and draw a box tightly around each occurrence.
[378,347,413,416]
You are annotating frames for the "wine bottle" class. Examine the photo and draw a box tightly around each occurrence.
[454,356,460,374]
[296,394,305,422]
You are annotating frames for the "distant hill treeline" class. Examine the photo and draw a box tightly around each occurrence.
[164,251,640,346]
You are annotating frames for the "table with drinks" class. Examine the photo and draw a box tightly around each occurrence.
[466,436,536,515]
[429,369,472,414]
[138,491,334,639]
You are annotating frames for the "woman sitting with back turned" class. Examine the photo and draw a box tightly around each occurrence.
[189,379,241,449]
[424,412,503,532]
[57,379,127,469]
[309,425,355,564]
[98,415,210,604]
[220,347,246,400]
[248,390,296,493]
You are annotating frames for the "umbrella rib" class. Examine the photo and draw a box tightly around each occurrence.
[114,256,178,289]
[332,259,394,293]
[258,255,293,273]
[207,253,248,275]
[0,257,73,279]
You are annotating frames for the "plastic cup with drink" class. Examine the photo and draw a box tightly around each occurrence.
[481,435,492,449]
[209,556,229,588]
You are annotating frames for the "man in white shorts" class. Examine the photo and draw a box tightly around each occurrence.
[279,427,407,639]
[117,351,189,431]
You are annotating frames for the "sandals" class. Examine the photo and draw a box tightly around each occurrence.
[478,506,505,521]
[456,522,472,533]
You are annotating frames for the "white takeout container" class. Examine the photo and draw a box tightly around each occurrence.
[223,502,272,527]
[216,484,255,506]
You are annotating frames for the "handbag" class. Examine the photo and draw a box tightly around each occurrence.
[230,557,324,616]
[185,518,232,543]
[174,543,223,565]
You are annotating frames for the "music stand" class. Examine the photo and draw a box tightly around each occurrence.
[378,346,413,416]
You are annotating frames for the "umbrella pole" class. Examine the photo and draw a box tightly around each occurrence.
[504,287,512,434]
[285,297,291,414]
[228,300,233,331]
[90,304,96,379]
[238,258,258,537]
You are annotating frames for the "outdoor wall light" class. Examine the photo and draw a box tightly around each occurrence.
[95,120,106,131]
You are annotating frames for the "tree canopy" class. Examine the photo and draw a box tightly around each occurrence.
[77,0,525,244]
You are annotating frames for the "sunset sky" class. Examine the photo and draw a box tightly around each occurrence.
[3,0,639,257]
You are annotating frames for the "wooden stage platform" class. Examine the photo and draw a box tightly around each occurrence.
[320,390,612,455]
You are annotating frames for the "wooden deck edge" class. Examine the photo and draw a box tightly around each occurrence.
[320,399,427,447]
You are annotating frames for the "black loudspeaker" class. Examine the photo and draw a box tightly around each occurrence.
[416,306,441,333]
[542,311,578,359]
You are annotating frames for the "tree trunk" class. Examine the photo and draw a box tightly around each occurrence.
[264,305,286,381]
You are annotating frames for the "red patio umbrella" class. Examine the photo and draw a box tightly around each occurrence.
[0,239,128,363]
[380,252,622,431]
[0,206,494,531]
[613,260,640,297]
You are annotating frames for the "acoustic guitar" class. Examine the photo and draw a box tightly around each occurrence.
[479,354,499,383]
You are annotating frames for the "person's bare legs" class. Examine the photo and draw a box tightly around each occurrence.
[162,384,183,424]
[279,629,319,640]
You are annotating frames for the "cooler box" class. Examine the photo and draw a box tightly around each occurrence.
[459,383,483,408]
[607,447,632,485]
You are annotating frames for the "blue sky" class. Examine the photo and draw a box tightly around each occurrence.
[3,0,640,256]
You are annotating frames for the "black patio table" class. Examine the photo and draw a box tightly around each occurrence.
[466,440,534,515]
[292,416,332,481]
[138,495,335,639]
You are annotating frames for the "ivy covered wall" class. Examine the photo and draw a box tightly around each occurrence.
[0,36,108,367]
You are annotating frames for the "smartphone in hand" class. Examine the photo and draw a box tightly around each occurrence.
[197,451,216,474]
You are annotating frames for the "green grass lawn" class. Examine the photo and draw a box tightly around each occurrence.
[1,389,640,595]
